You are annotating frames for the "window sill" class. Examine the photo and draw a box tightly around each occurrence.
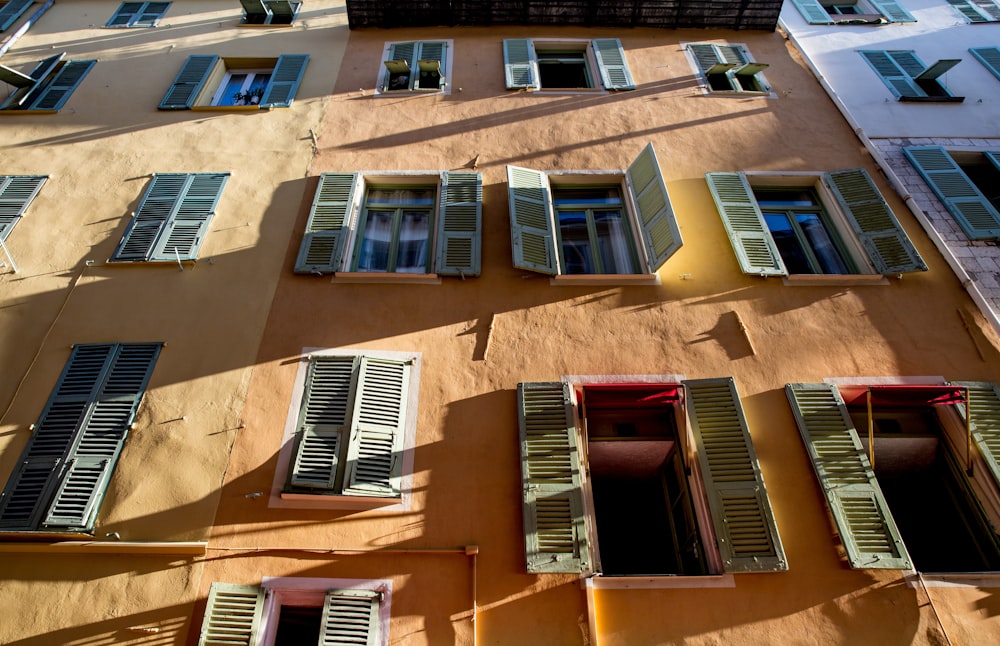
[0,110,58,115]
[551,273,661,286]
[782,274,889,286]
[333,272,441,285]
[279,491,403,511]
[375,89,448,97]
[191,105,273,112]
[588,573,735,589]
[237,23,296,28]
[898,96,965,103]
[0,539,207,555]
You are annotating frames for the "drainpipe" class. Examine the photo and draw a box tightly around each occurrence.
[0,0,55,58]
[778,20,1000,338]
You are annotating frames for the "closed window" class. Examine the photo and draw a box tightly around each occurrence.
[239,0,301,26]
[0,53,95,112]
[106,2,171,28]
[859,50,963,102]
[0,343,161,533]
[377,41,450,94]
[516,378,786,575]
[507,143,681,278]
[685,43,771,95]
[158,55,309,110]
[787,0,916,24]
[947,0,1000,23]
[971,47,1000,82]
[705,169,927,277]
[503,38,635,91]
[0,0,34,33]
[904,146,1000,241]
[0,175,46,241]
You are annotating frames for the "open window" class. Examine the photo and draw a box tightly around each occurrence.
[0,53,95,112]
[786,382,1000,572]
[705,168,926,277]
[685,43,771,95]
[788,0,916,23]
[904,146,1000,241]
[947,0,1000,23]
[158,54,309,110]
[503,38,634,92]
[507,144,680,280]
[516,378,785,576]
[0,0,34,32]
[239,0,301,26]
[106,2,171,28]
[294,171,481,278]
[377,41,450,94]
[859,51,963,102]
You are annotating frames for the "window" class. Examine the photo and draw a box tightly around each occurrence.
[507,144,680,278]
[110,173,229,263]
[277,351,419,508]
[971,47,1000,82]
[502,38,634,92]
[516,378,785,575]
[705,168,927,277]
[685,43,771,95]
[786,382,1000,572]
[0,53,95,112]
[158,54,309,110]
[377,41,451,94]
[106,2,170,28]
[947,0,1000,22]
[859,51,963,102]
[904,146,1000,241]
[0,0,34,32]
[199,579,389,646]
[0,343,161,533]
[787,0,916,23]
[239,0,301,25]
[0,175,46,241]
[294,171,482,278]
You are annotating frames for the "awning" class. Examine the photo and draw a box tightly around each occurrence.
[839,384,966,407]
[582,384,681,409]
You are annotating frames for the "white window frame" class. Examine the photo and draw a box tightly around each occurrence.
[258,577,391,646]
[375,40,453,96]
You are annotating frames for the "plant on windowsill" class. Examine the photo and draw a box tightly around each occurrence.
[233,87,265,106]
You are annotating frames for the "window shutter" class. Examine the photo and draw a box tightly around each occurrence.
[135,2,171,26]
[785,383,911,569]
[342,357,409,498]
[903,146,1000,241]
[113,174,187,261]
[416,41,446,82]
[627,143,682,273]
[435,171,482,277]
[503,39,538,90]
[0,53,64,111]
[971,0,1000,20]
[517,382,590,573]
[149,173,228,262]
[0,175,47,241]
[158,55,218,110]
[859,51,921,99]
[971,47,1000,81]
[268,0,299,23]
[107,2,144,27]
[289,356,358,490]
[947,0,1000,21]
[0,0,33,32]
[949,382,1000,490]
[824,168,926,274]
[294,172,359,274]
[688,44,728,75]
[320,589,381,646]
[705,172,786,276]
[260,54,309,108]
[592,38,635,91]
[986,151,1000,172]
[684,378,787,572]
[240,0,271,22]
[27,60,95,111]
[788,0,834,23]
[868,0,917,21]
[108,2,169,27]
[507,165,558,275]
[198,583,265,646]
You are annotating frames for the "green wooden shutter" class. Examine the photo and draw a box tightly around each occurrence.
[260,54,308,108]
[507,166,557,275]
[342,357,410,498]
[948,0,1000,21]
[27,60,95,111]
[268,0,299,23]
[240,0,270,23]
[503,39,538,90]
[0,54,64,111]
[435,171,482,277]
[0,175,47,241]
[158,55,217,110]
[859,51,922,99]
[517,382,590,573]
[289,356,358,491]
[824,168,926,274]
[684,378,787,572]
[986,151,1000,173]
[950,382,1000,490]
[903,146,1000,241]
[416,41,446,86]
[294,173,359,274]
[705,172,786,276]
[869,0,917,21]
[134,2,170,26]
[785,383,911,569]
[688,44,723,73]
[198,582,265,646]
[149,172,228,262]
[971,47,1000,81]
[320,589,381,646]
[113,174,187,261]
[788,0,834,23]
[383,41,416,91]
[0,0,33,32]
[107,2,170,27]
[970,0,1000,20]
[107,2,145,27]
[627,143,682,273]
[592,38,635,91]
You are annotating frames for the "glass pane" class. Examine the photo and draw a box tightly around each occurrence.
[553,188,622,206]
[242,73,271,105]
[559,211,595,274]
[367,188,435,206]
[755,190,817,207]
[395,211,429,273]
[215,73,248,107]
[594,211,636,274]
[357,211,394,272]
[796,213,850,274]
[763,212,813,274]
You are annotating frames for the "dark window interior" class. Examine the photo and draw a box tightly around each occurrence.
[274,605,322,645]
[537,50,590,88]
[955,152,1000,212]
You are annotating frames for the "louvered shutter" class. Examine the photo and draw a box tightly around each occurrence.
[320,589,381,646]
[159,55,218,110]
[859,51,922,99]
[688,44,722,73]
[507,166,558,275]
[824,168,926,274]
[198,583,265,646]
[986,151,1000,172]
[705,172,786,276]
[788,0,834,23]
[0,175,46,241]
[971,47,1000,81]
[435,171,482,276]
[107,2,145,27]
[294,173,359,274]
[592,38,635,91]
[970,0,1000,20]
[0,54,63,111]
[785,383,911,569]
[260,54,308,108]
[0,0,33,32]
[517,382,590,573]
[268,0,298,23]
[27,60,95,111]
[948,0,992,21]
[107,2,169,27]
[289,356,359,491]
[503,39,537,90]
[950,382,1000,490]
[684,378,786,572]
[415,41,446,89]
[627,143,682,273]
[903,146,1000,241]
[342,357,409,498]
[134,2,170,26]
[113,174,187,261]
[240,0,270,23]
[383,42,415,91]
[150,173,227,262]
[868,0,917,21]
